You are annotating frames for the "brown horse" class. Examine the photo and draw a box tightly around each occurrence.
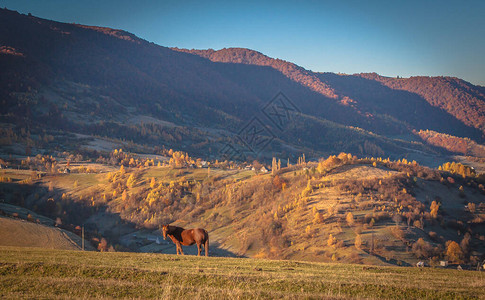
[161,225,209,256]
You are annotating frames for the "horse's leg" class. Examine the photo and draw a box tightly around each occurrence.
[197,242,201,256]
[205,237,209,257]
[176,242,181,255]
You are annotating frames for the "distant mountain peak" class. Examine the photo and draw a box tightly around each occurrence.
[74,24,142,43]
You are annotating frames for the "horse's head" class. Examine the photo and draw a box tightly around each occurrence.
[161,224,169,240]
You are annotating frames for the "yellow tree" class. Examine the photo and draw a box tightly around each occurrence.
[468,202,476,213]
[430,201,440,218]
[313,211,323,225]
[355,234,362,250]
[446,241,464,263]
[126,174,136,188]
[346,212,354,227]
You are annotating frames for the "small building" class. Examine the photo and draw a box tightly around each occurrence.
[440,261,448,267]
[260,166,269,173]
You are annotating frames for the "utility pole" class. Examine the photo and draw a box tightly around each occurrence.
[82,224,85,251]
[371,233,374,254]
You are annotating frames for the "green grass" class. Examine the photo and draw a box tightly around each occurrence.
[0,246,483,299]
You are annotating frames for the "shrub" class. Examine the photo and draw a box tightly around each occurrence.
[467,202,476,213]
[390,226,405,240]
[98,238,109,252]
[412,238,434,259]
[413,220,422,229]
[428,231,439,242]
[460,233,471,256]
[317,155,341,174]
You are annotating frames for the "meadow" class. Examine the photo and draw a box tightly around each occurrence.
[0,246,483,299]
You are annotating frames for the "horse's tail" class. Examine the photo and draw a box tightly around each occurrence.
[204,232,209,257]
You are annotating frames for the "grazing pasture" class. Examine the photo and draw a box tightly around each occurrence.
[0,246,483,299]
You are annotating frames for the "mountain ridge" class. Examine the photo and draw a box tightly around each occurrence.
[1,8,484,163]
[175,47,485,140]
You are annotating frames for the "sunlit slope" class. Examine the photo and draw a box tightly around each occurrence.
[0,216,93,250]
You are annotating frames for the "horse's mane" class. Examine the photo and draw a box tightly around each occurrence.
[166,225,184,234]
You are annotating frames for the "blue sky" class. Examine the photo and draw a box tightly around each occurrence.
[2,0,484,85]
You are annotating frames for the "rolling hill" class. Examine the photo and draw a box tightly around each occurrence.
[0,204,94,250]
[1,151,483,267]
[1,8,484,164]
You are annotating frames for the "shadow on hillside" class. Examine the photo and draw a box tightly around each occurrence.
[0,181,241,257]
[151,240,242,257]
[318,73,484,143]
[361,248,412,267]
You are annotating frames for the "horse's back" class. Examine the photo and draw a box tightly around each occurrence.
[179,228,208,245]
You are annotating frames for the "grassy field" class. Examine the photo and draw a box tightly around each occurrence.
[0,246,483,299]
[0,217,82,251]
[0,212,95,251]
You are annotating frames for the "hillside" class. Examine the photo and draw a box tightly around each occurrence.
[0,201,94,251]
[1,8,484,164]
[0,216,92,250]
[358,73,485,134]
[1,151,483,267]
[0,246,483,299]
[175,48,485,142]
